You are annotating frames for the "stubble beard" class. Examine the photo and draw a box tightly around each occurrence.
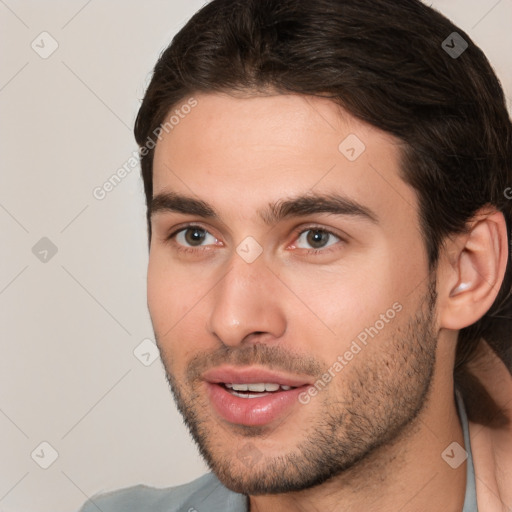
[157,282,438,495]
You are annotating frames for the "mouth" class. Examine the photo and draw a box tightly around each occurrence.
[202,366,312,426]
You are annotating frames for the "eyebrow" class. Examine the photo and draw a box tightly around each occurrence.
[150,191,378,225]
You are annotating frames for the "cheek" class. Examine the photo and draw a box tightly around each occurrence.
[147,254,173,330]
[147,252,212,365]
[282,260,396,339]
[283,250,415,357]
[147,250,197,324]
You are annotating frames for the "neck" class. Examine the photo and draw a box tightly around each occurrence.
[249,378,467,512]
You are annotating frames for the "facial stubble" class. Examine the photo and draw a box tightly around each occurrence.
[157,281,438,495]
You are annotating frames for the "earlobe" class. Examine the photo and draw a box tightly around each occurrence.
[439,210,508,331]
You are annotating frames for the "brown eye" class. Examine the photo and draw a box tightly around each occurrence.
[184,228,207,246]
[306,230,331,248]
[296,228,340,250]
[173,226,217,247]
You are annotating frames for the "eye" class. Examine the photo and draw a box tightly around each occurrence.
[173,226,218,247]
[294,228,341,251]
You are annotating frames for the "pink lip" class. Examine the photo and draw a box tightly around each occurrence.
[202,366,312,387]
[202,366,312,427]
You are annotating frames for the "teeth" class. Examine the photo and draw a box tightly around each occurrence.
[231,391,271,399]
[227,383,248,391]
[247,383,265,392]
[225,383,292,392]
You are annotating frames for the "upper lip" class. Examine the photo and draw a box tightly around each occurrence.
[202,366,313,388]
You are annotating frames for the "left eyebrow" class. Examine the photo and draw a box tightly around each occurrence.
[259,193,379,226]
[149,191,378,225]
[259,194,378,225]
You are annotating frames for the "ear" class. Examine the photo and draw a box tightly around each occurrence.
[437,209,509,330]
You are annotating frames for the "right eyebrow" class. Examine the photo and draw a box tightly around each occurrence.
[150,192,218,219]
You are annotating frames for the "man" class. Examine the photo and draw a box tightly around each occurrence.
[80,0,512,510]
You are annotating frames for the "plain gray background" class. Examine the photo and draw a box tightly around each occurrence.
[1,1,511,511]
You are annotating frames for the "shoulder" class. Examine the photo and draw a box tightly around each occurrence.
[78,473,248,512]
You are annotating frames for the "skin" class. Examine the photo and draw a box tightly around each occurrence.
[147,92,506,512]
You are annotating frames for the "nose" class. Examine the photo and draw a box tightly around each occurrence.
[207,252,287,347]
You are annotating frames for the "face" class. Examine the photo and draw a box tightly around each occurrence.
[148,92,438,494]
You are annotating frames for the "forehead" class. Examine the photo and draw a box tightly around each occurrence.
[152,92,418,228]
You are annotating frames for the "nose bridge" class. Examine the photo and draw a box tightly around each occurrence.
[208,251,286,346]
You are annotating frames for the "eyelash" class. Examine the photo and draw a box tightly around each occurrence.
[165,224,344,256]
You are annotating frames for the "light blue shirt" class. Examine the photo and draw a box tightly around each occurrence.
[458,389,478,512]
[79,390,477,511]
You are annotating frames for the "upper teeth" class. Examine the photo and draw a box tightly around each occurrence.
[225,383,292,392]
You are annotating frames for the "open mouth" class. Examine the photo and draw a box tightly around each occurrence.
[222,382,297,398]
[202,366,313,425]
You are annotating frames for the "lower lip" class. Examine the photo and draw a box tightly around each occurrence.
[206,383,307,427]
